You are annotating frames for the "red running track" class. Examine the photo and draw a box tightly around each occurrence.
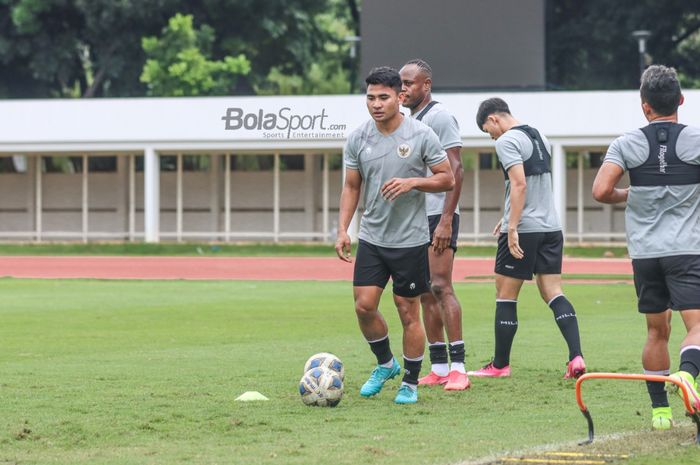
[0,256,632,281]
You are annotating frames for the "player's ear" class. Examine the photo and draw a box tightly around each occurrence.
[679,94,685,107]
[424,77,432,91]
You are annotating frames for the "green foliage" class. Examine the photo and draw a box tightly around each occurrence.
[0,0,357,98]
[256,1,357,95]
[140,13,250,96]
[547,0,700,90]
[0,279,696,464]
[261,62,351,95]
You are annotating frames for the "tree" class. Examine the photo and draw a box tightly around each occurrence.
[140,13,250,96]
[0,0,358,98]
[547,0,700,90]
[257,0,358,95]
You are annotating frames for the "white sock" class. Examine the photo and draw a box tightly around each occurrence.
[401,382,417,391]
[450,362,466,374]
[431,363,449,377]
[380,359,395,368]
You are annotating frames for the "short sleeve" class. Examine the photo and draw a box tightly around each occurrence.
[676,126,700,166]
[343,132,359,170]
[430,111,462,150]
[495,133,525,171]
[422,127,448,166]
[603,137,628,171]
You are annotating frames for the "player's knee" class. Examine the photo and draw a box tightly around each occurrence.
[647,323,671,342]
[430,278,452,299]
[354,302,376,321]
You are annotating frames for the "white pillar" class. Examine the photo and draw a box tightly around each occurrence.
[35,156,42,242]
[224,154,231,242]
[577,152,585,243]
[322,153,329,242]
[128,154,135,242]
[473,152,480,242]
[176,153,183,242]
[82,154,89,243]
[303,153,316,236]
[551,143,567,237]
[273,153,280,242]
[209,154,221,240]
[144,147,160,243]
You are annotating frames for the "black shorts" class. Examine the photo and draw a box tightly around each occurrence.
[632,255,700,313]
[353,240,430,297]
[428,213,460,252]
[494,231,563,280]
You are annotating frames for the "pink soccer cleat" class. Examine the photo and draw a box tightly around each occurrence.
[467,361,511,378]
[444,370,471,390]
[417,371,449,386]
[564,355,586,379]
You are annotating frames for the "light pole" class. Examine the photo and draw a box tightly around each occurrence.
[631,30,651,78]
[343,35,361,93]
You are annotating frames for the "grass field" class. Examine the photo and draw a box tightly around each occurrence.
[0,242,630,258]
[1,278,697,465]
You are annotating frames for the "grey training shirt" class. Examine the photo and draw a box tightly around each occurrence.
[409,102,463,216]
[344,116,447,247]
[495,127,561,233]
[604,122,700,259]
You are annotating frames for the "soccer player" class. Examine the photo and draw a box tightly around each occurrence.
[335,66,454,404]
[592,65,700,430]
[399,59,469,391]
[468,98,585,379]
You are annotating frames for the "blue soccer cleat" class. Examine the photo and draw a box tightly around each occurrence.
[359,358,401,397]
[394,384,418,404]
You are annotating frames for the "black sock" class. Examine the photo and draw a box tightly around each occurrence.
[494,300,518,368]
[549,295,582,360]
[448,341,465,364]
[646,380,669,408]
[368,336,393,365]
[402,356,423,385]
[679,346,700,378]
[428,343,448,365]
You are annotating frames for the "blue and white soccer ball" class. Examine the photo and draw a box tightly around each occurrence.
[299,366,344,407]
[303,352,345,381]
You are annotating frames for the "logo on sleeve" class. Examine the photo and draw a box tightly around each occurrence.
[397,143,411,158]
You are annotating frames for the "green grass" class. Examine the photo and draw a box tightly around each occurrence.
[0,242,630,258]
[463,273,633,280]
[0,279,696,465]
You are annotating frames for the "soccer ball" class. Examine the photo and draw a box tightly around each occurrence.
[303,352,345,380]
[299,366,344,407]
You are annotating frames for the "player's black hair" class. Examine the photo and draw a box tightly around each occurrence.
[640,65,682,116]
[476,97,511,130]
[404,58,433,79]
[365,66,402,94]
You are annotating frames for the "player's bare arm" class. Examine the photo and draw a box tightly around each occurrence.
[592,162,629,204]
[433,146,464,253]
[335,168,362,262]
[380,159,454,201]
[506,164,526,260]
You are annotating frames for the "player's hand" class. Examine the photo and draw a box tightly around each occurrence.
[381,178,415,201]
[508,228,524,260]
[432,221,451,254]
[335,232,352,263]
[492,219,503,236]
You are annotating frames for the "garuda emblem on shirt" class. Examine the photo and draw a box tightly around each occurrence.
[397,143,411,158]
